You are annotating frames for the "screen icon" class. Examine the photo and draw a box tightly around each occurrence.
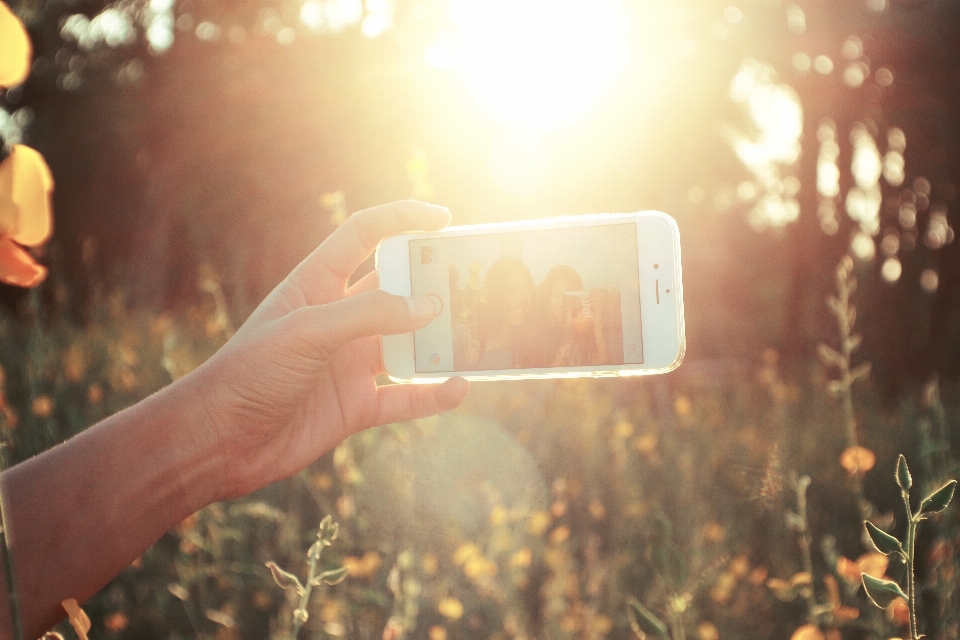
[429,352,442,365]
[420,246,434,265]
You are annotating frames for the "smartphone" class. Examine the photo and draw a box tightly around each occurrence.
[377,211,685,382]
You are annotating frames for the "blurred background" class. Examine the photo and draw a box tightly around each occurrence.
[1,0,959,638]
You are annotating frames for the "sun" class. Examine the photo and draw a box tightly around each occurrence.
[447,0,628,132]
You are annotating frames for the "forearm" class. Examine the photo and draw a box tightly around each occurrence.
[593,325,608,363]
[0,378,220,639]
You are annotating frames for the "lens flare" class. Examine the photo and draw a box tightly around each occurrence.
[448,0,627,131]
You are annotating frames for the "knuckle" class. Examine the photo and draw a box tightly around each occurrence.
[370,289,402,324]
[288,308,338,362]
[354,212,383,252]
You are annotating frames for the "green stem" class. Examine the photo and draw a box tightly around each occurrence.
[0,518,23,640]
[0,449,24,640]
[794,476,816,617]
[904,491,919,640]
[291,549,320,640]
[836,278,871,523]
[667,606,686,640]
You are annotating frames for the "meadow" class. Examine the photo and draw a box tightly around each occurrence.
[1,0,959,638]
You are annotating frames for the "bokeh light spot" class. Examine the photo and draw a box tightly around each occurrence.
[883,151,904,186]
[887,127,906,152]
[195,22,221,42]
[729,60,803,229]
[880,232,899,256]
[920,269,939,293]
[851,232,876,261]
[842,36,863,60]
[786,5,805,34]
[724,6,743,24]
[899,201,917,228]
[792,52,810,72]
[843,62,868,88]
[875,67,894,86]
[924,207,952,249]
[881,257,902,283]
[300,1,323,30]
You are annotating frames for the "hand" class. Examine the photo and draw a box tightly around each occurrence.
[184,201,469,500]
[588,289,604,332]
[589,289,608,363]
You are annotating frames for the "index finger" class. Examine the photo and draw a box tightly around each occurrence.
[293,200,451,299]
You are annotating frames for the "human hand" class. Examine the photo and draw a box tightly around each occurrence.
[183,201,469,501]
[589,289,604,327]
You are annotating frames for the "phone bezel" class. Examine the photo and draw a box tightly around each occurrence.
[377,211,685,382]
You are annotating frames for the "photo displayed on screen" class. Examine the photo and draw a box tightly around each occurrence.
[409,224,643,373]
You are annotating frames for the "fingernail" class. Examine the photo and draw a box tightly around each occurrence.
[405,295,441,321]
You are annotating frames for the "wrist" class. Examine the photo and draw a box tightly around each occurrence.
[146,371,230,509]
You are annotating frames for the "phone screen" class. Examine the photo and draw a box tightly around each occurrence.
[408,223,643,373]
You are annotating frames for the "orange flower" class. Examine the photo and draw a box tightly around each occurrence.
[0,2,31,88]
[824,575,859,622]
[886,597,909,626]
[343,551,382,578]
[836,552,888,583]
[836,556,860,583]
[104,612,129,632]
[790,624,825,640]
[840,446,876,475]
[437,597,464,620]
[856,552,888,580]
[0,145,54,287]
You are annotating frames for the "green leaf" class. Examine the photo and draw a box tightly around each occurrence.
[850,362,871,383]
[896,455,912,492]
[818,344,842,367]
[919,480,957,516]
[317,515,339,545]
[845,333,863,353]
[626,598,669,639]
[766,573,812,602]
[826,295,844,318]
[266,562,304,595]
[861,573,907,609]
[314,566,349,586]
[864,521,903,556]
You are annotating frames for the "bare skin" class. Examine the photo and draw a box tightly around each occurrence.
[0,201,470,639]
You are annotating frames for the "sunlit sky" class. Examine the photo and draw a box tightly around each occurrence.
[17,0,955,291]
[446,0,627,132]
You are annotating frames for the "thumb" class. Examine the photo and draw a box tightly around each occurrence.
[277,289,441,361]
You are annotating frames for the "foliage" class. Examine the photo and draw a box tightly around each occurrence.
[266,515,349,640]
[0,265,958,639]
[1,0,960,638]
[859,455,955,640]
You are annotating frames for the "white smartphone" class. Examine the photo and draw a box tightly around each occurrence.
[377,211,685,382]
